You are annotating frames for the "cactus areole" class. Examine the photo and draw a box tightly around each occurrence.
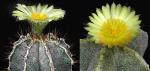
[9,3,73,71]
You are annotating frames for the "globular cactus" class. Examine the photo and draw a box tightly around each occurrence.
[80,3,150,71]
[9,33,73,71]
[8,3,73,71]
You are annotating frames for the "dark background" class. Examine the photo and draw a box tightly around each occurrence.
[0,0,150,71]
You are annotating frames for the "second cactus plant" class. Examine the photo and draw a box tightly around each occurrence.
[80,3,150,71]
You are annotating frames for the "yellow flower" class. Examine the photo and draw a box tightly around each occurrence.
[12,4,65,23]
[85,3,141,48]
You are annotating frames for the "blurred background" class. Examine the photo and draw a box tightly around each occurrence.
[0,0,149,71]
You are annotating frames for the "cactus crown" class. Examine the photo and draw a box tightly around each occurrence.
[85,3,141,48]
[12,4,65,36]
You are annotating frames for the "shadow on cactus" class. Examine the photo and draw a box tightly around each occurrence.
[80,3,150,71]
[8,3,74,71]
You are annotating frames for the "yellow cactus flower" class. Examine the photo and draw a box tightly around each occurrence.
[12,4,65,23]
[85,3,141,48]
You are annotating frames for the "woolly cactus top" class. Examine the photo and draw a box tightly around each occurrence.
[85,3,141,48]
[12,4,65,36]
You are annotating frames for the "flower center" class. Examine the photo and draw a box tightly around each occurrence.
[31,12,48,21]
[98,19,131,48]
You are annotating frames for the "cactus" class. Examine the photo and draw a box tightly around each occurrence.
[80,31,150,71]
[8,3,73,71]
[80,3,150,71]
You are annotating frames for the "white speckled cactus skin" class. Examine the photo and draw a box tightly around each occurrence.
[8,33,73,71]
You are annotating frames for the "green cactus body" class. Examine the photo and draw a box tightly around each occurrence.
[8,33,73,71]
[92,47,150,71]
